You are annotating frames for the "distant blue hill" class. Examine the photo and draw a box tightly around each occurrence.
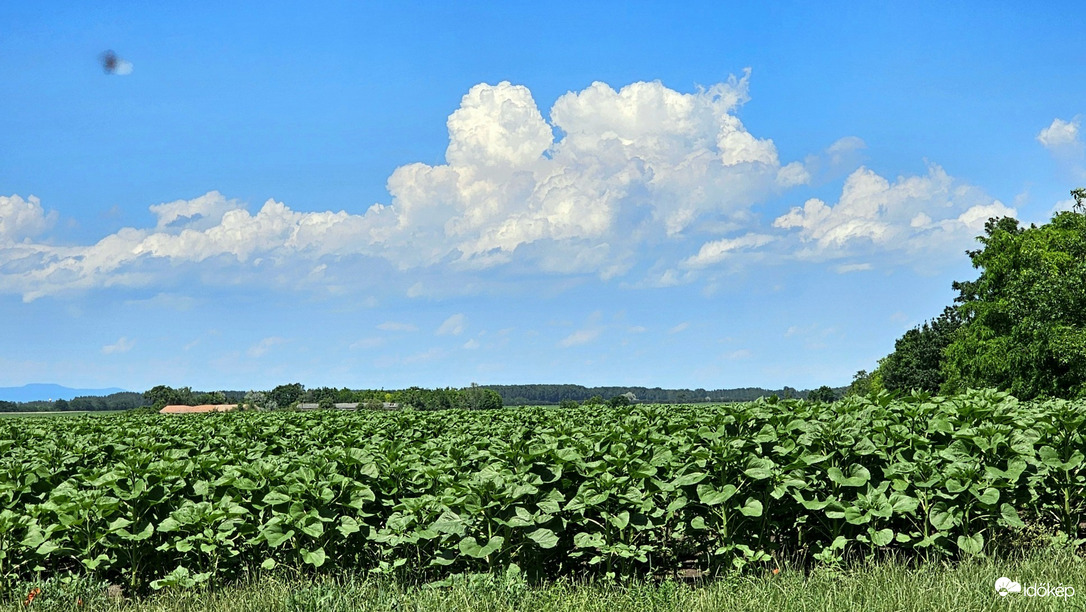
[0,384,128,402]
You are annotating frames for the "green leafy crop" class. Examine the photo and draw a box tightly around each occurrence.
[0,390,1082,594]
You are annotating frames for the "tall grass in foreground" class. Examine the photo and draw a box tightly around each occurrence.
[8,548,1083,612]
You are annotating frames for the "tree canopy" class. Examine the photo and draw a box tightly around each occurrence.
[941,209,1086,398]
[867,189,1086,400]
[879,307,962,395]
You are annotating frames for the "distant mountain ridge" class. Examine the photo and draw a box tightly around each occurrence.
[0,384,128,402]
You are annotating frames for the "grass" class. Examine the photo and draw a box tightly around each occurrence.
[8,548,1084,612]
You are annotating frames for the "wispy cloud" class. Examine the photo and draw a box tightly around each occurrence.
[377,321,418,332]
[349,337,384,350]
[559,328,600,348]
[247,336,285,358]
[669,322,689,334]
[436,314,466,336]
[835,263,872,273]
[102,337,135,355]
[402,348,445,364]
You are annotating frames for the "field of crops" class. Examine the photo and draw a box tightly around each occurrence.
[1,390,1083,595]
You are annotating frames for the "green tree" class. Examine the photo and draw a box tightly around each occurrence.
[269,383,304,408]
[53,398,70,411]
[880,307,962,394]
[143,385,194,409]
[806,386,838,403]
[942,204,1086,398]
[846,369,883,397]
[607,394,631,408]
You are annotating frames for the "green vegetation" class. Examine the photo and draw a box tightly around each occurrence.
[0,392,143,414]
[6,546,1084,611]
[873,191,1086,400]
[1,392,1082,601]
[484,384,813,405]
[144,384,502,412]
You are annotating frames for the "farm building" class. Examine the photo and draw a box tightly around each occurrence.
[296,402,400,410]
[159,404,238,414]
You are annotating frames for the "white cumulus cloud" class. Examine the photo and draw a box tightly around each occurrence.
[0,195,57,243]
[1037,117,1081,151]
[0,74,819,300]
[772,165,1015,263]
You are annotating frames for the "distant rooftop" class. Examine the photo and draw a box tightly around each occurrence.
[160,404,237,414]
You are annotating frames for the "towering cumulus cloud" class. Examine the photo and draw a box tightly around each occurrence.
[0,74,1013,300]
[377,73,802,274]
[1,74,808,299]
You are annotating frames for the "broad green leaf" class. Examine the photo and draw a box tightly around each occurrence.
[607,511,630,530]
[871,528,893,547]
[738,497,763,517]
[337,516,360,538]
[956,533,984,555]
[459,535,504,558]
[672,472,708,487]
[527,528,559,549]
[697,484,737,506]
[743,457,775,480]
[999,503,1025,528]
[263,491,291,505]
[971,487,999,505]
[827,464,871,487]
[301,547,327,568]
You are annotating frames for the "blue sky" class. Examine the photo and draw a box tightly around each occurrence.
[2,2,1084,393]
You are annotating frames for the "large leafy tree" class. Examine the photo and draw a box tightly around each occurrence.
[880,307,962,394]
[942,199,1086,399]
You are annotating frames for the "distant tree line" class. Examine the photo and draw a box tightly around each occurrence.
[18,382,853,413]
[480,384,843,405]
[142,383,502,412]
[0,392,145,413]
[854,188,1086,400]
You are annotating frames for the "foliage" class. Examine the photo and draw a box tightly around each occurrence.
[484,385,806,406]
[942,209,1086,399]
[806,386,838,403]
[607,395,632,408]
[879,307,962,394]
[268,384,305,409]
[845,370,883,397]
[0,391,1082,594]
